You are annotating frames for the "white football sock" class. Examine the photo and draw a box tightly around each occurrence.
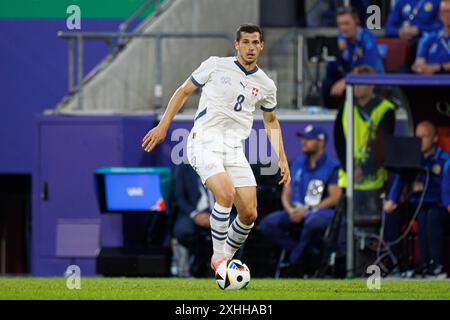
[210,203,231,261]
[225,215,253,260]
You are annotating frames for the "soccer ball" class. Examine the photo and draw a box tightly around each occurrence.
[215,259,250,290]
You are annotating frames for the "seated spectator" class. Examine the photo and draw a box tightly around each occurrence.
[386,0,442,41]
[334,65,396,217]
[259,125,342,276]
[412,0,450,74]
[172,163,215,278]
[322,6,384,109]
[384,121,450,278]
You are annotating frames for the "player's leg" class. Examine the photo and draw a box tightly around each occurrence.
[204,172,235,265]
[222,147,258,260]
[186,136,234,267]
[224,186,257,260]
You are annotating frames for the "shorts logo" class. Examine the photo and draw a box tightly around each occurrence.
[252,87,259,97]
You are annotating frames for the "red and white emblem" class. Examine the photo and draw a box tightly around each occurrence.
[252,87,259,97]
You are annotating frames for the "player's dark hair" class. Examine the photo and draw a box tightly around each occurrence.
[336,6,360,24]
[236,24,264,42]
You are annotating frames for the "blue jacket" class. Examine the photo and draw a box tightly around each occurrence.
[290,153,339,207]
[416,28,450,64]
[388,147,450,207]
[385,0,442,38]
[337,28,385,74]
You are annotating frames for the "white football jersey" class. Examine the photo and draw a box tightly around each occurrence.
[189,56,277,148]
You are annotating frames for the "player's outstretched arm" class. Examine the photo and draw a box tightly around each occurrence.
[142,79,197,152]
[262,111,291,185]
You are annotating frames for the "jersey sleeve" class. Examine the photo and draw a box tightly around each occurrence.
[385,0,403,37]
[387,173,404,203]
[361,31,384,73]
[329,165,339,185]
[259,81,277,112]
[416,33,433,60]
[190,56,216,87]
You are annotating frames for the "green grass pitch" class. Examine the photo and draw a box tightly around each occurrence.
[0,277,449,300]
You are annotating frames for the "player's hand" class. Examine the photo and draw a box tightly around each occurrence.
[278,159,291,186]
[193,212,211,228]
[383,200,397,214]
[330,78,346,97]
[142,124,167,152]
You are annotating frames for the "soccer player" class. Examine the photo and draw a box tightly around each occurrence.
[141,24,291,271]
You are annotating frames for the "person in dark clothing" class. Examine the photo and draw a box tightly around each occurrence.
[334,65,396,217]
[384,121,450,278]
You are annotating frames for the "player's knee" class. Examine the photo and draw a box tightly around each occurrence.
[239,206,257,225]
[215,188,235,207]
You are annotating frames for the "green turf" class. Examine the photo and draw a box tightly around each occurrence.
[1,277,449,300]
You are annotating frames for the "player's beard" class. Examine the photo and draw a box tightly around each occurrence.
[242,57,254,65]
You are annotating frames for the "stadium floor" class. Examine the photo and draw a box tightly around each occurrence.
[0,277,449,300]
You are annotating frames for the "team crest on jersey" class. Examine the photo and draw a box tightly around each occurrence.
[221,76,231,85]
[432,164,441,175]
[424,2,433,12]
[252,87,259,97]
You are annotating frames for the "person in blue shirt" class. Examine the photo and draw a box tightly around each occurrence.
[386,0,442,40]
[259,125,343,276]
[384,121,450,278]
[412,0,450,74]
[322,6,385,109]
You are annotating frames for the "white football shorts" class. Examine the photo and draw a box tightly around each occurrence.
[186,130,257,188]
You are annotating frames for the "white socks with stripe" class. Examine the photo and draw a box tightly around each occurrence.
[210,203,231,261]
[225,215,254,260]
[210,203,255,262]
